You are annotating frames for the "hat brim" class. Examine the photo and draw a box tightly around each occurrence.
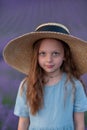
[3,31,87,75]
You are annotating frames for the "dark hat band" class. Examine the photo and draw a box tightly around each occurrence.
[36,25,69,34]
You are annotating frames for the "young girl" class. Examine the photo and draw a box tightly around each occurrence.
[3,23,87,130]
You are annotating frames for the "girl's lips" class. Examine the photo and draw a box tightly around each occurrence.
[45,65,54,68]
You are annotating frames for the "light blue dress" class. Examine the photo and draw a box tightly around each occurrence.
[14,73,87,130]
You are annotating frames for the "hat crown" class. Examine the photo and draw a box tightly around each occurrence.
[35,23,70,34]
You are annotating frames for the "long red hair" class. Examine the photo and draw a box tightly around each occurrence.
[26,38,85,115]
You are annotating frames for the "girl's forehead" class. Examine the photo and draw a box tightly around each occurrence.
[39,38,64,49]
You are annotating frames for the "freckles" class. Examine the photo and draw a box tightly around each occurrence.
[38,57,43,64]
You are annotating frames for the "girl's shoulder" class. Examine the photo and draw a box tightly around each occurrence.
[19,77,28,95]
[20,77,28,87]
[72,77,83,88]
[65,73,84,90]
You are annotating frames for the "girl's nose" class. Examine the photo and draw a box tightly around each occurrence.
[46,54,53,62]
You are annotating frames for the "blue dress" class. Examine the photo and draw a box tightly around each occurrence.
[14,73,87,130]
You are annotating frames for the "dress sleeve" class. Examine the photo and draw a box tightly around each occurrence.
[14,79,29,117]
[73,80,87,112]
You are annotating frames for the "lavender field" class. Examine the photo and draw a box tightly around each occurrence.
[0,61,24,129]
[0,0,87,129]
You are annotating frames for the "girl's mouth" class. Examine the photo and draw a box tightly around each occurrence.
[46,65,54,68]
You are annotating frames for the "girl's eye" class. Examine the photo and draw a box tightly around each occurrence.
[52,52,60,57]
[39,52,46,56]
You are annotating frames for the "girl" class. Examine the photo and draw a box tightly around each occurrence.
[3,23,87,130]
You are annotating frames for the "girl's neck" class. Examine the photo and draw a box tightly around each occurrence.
[46,69,62,78]
[45,71,63,86]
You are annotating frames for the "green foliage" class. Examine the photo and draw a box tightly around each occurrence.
[2,96,14,108]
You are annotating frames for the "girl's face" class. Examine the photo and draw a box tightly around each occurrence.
[38,39,65,75]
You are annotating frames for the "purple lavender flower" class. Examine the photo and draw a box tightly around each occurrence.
[1,109,18,130]
[0,104,9,129]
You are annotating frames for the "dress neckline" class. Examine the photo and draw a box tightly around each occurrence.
[44,73,66,88]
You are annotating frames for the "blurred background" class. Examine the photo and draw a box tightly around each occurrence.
[0,0,87,129]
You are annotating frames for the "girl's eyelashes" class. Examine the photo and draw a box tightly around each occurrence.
[52,51,60,57]
[38,51,60,57]
[39,52,46,56]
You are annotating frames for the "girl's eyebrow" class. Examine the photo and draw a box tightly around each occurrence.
[39,50,45,52]
[39,50,61,53]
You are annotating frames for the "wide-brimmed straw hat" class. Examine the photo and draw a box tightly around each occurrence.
[3,22,87,75]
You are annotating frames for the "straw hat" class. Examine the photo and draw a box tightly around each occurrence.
[3,23,87,75]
